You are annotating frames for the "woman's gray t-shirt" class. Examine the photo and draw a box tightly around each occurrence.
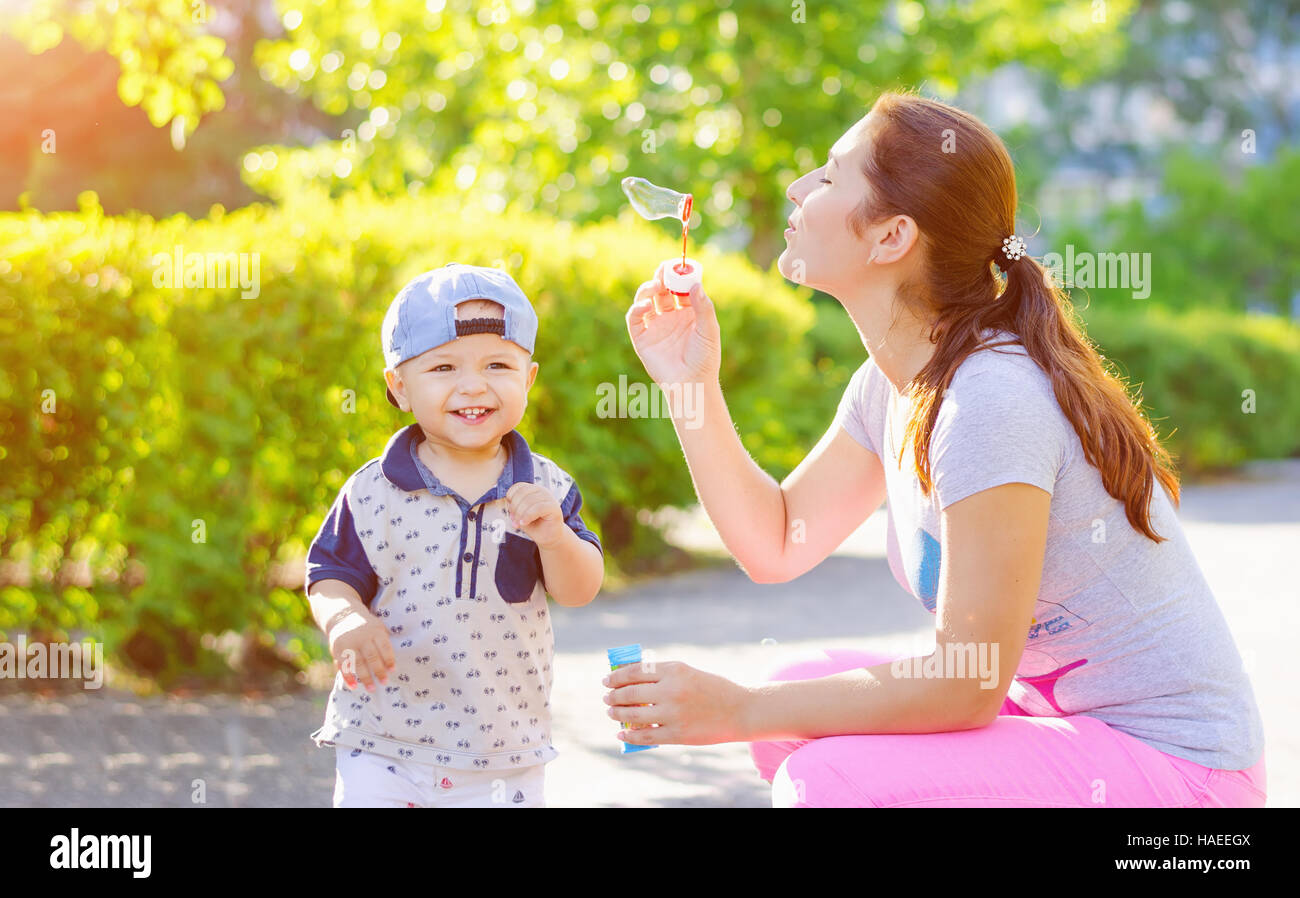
[832,329,1264,770]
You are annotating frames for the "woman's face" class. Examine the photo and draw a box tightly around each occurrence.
[778,115,883,293]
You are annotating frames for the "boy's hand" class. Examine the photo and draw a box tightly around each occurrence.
[327,608,396,692]
[505,482,568,549]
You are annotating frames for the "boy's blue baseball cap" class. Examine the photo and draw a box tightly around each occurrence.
[382,263,538,408]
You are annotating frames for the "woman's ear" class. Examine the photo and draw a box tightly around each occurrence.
[870,214,919,266]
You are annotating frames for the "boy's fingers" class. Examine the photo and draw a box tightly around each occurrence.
[505,482,535,504]
[353,656,377,691]
[374,635,397,672]
[337,659,358,689]
[362,644,387,684]
[515,498,543,524]
[508,486,550,525]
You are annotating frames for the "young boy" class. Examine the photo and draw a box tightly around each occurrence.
[305,263,604,807]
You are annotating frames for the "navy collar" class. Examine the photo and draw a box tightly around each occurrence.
[380,422,535,505]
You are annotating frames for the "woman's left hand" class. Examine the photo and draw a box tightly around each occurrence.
[602,660,753,746]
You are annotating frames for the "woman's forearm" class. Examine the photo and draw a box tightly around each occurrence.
[667,378,789,582]
[740,655,997,741]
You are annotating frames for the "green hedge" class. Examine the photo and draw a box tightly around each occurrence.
[1053,148,1300,316]
[3,189,1296,687]
[1078,304,1300,470]
[806,295,1300,473]
[0,189,821,683]
[807,296,1300,472]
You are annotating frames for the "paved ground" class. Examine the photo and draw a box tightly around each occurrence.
[2,459,1296,807]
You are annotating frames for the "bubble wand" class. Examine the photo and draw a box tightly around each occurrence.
[621,177,703,300]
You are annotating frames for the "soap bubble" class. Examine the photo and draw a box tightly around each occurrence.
[622,176,692,222]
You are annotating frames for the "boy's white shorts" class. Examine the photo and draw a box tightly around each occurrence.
[333,746,546,808]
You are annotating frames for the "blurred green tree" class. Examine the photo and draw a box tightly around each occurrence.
[1055,147,1300,316]
[248,0,1136,267]
[1,0,338,215]
[5,0,1137,262]
[6,0,235,138]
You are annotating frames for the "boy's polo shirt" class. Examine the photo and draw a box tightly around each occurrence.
[306,423,602,771]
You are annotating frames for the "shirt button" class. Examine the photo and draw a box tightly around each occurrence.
[463,552,473,562]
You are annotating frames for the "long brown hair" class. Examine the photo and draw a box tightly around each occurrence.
[851,91,1179,542]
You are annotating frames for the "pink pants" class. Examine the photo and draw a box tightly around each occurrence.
[749,648,1267,808]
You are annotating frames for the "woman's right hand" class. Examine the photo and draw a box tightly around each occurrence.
[327,608,396,692]
[626,261,722,387]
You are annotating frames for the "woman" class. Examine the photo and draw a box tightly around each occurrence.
[608,91,1266,808]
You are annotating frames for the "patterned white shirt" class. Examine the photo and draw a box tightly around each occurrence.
[306,423,602,771]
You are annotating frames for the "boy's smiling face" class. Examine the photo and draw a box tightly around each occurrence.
[384,299,538,453]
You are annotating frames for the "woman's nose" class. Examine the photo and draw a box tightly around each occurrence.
[787,171,812,206]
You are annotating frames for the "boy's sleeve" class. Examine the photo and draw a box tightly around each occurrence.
[558,479,603,557]
[305,476,379,605]
[537,466,603,595]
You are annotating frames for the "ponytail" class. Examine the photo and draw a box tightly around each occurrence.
[862,91,1180,543]
[1005,256,1180,541]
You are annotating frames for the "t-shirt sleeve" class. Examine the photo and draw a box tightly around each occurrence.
[558,480,603,556]
[538,474,602,593]
[831,359,879,456]
[305,477,379,604]
[930,366,1070,511]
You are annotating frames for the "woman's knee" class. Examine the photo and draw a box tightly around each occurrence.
[770,739,882,808]
[749,737,808,785]
[754,648,913,799]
